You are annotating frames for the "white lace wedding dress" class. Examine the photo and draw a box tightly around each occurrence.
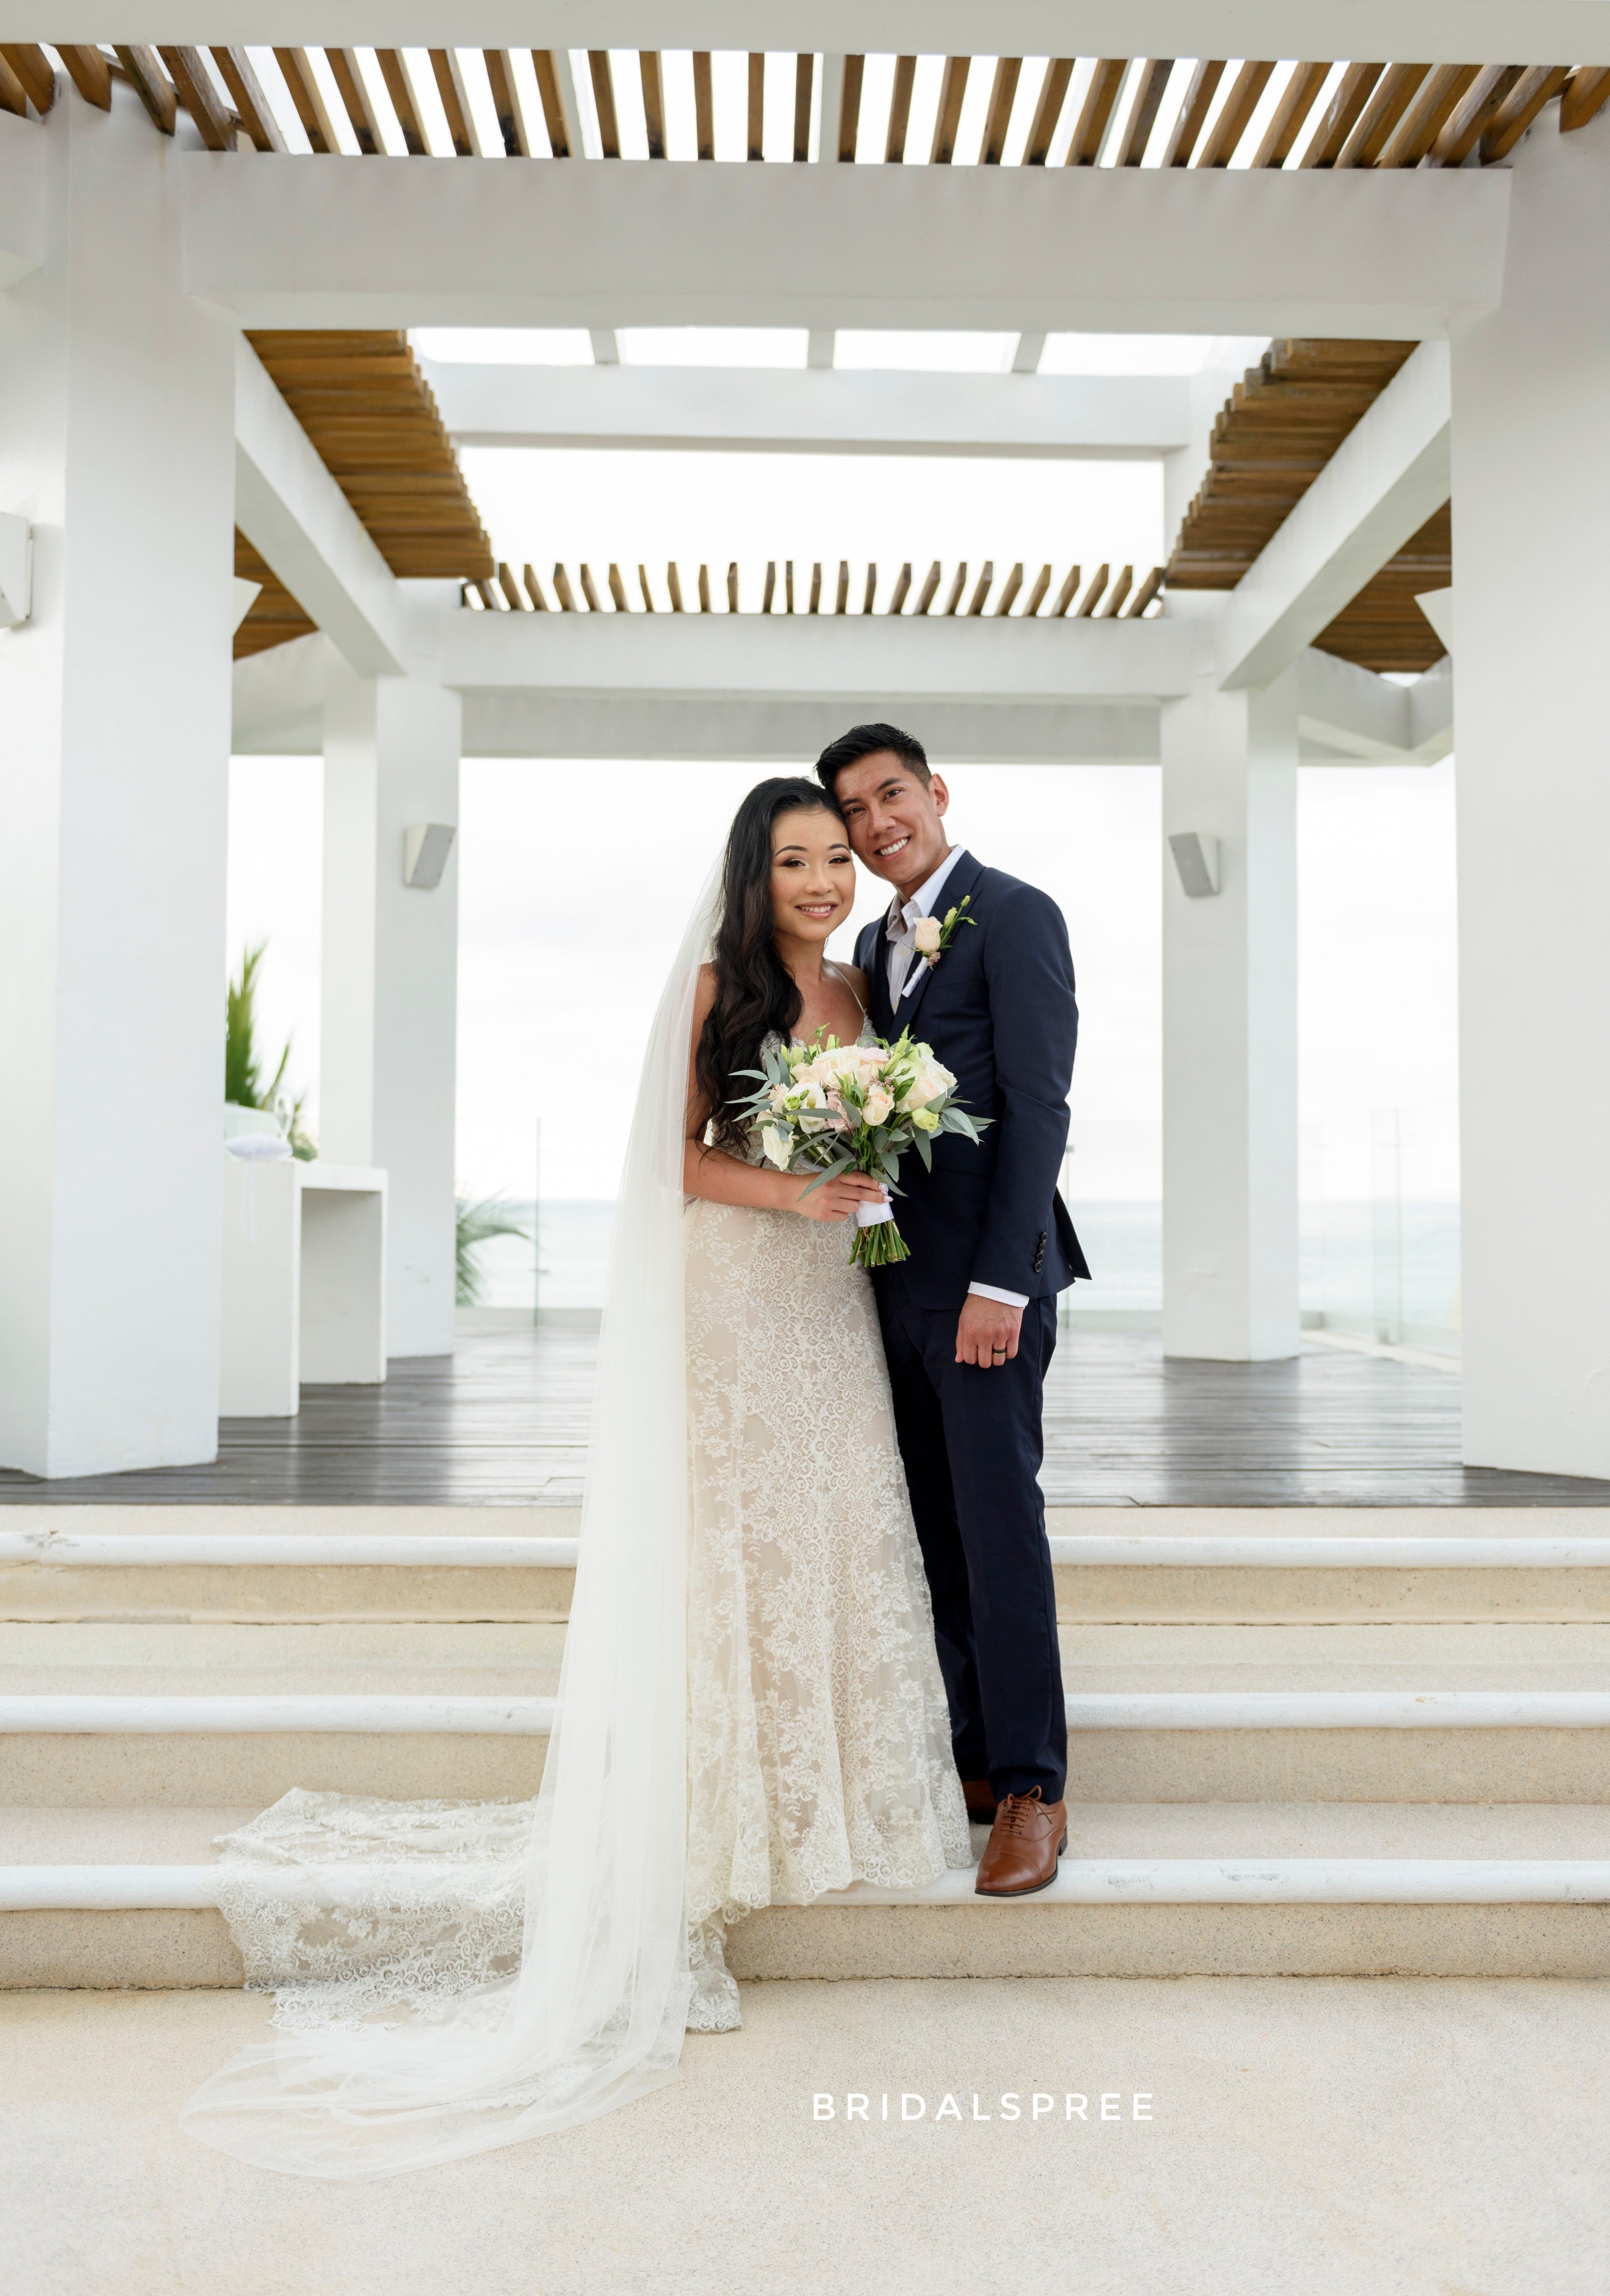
[185,940,969,2175]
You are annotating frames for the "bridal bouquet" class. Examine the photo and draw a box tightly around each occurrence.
[732,1029,989,1268]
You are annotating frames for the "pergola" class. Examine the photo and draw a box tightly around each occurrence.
[2,9,1606,1489]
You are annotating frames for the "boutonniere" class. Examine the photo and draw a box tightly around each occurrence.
[911,896,976,969]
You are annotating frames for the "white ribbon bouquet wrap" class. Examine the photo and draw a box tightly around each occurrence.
[731,1026,991,1270]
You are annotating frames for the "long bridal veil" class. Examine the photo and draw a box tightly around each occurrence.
[182,872,719,2179]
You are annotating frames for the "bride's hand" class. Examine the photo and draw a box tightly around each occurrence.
[790,1171,888,1223]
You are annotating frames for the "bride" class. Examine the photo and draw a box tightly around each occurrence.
[182,775,970,2178]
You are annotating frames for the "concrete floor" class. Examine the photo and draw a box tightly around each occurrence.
[3,1977,1606,2295]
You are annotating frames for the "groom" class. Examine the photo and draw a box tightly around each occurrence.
[816,723,1088,1897]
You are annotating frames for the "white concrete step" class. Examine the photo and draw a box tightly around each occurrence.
[8,1506,1610,1622]
[4,1686,1609,1804]
[6,1805,1609,1987]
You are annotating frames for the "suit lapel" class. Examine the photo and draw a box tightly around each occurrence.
[892,851,984,1035]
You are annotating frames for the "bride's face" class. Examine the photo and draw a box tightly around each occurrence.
[770,807,855,947]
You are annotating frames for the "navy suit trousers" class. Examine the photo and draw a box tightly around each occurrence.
[875,1289,1067,1801]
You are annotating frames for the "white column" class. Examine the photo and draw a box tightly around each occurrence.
[1160,669,1300,1360]
[0,89,236,1477]
[320,655,461,1358]
[1451,113,1610,1480]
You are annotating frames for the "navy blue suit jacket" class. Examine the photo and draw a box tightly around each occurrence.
[854,851,1089,1313]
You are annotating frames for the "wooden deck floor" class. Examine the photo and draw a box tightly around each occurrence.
[3,1330,1607,1508]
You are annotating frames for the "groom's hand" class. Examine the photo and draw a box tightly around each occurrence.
[955,1294,1023,1370]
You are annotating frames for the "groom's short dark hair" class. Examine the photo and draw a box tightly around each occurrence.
[814,722,931,798]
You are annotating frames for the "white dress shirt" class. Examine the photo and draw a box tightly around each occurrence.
[882,848,1028,1314]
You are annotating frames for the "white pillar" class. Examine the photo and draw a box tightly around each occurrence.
[1451,113,1610,1480]
[0,89,235,1477]
[1160,670,1300,1360]
[320,656,461,1358]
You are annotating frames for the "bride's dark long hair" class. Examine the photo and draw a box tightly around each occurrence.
[695,775,846,1150]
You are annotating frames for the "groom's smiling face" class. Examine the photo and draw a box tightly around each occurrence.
[833,753,951,899]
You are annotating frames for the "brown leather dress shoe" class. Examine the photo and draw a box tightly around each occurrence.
[974,1788,1067,1897]
[961,1778,998,1826]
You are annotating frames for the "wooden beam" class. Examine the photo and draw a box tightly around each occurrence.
[728,561,741,613]
[862,563,878,613]
[1300,62,1383,166]
[1068,59,1129,166]
[762,561,776,612]
[746,51,764,161]
[523,563,550,610]
[1050,564,1082,616]
[0,53,25,116]
[784,560,795,614]
[885,55,916,161]
[1481,65,1571,161]
[580,564,604,612]
[532,52,572,157]
[1074,564,1110,617]
[1023,59,1074,163]
[1335,63,1431,168]
[914,561,941,615]
[834,560,849,614]
[965,562,994,615]
[639,51,666,158]
[1160,60,1225,166]
[667,563,685,612]
[1427,65,1521,165]
[57,46,113,110]
[328,50,383,156]
[941,564,967,616]
[887,563,913,615]
[1124,565,1166,618]
[637,565,655,612]
[993,562,1024,616]
[1250,62,1328,167]
[587,51,620,158]
[930,56,971,165]
[1096,565,1134,617]
[1196,61,1275,168]
[553,564,578,611]
[792,53,813,162]
[276,49,339,154]
[1023,564,1052,616]
[159,49,234,151]
[698,564,712,613]
[981,57,1022,165]
[1114,60,1174,167]
[115,48,177,135]
[428,50,480,156]
[371,51,427,155]
[609,563,630,612]
[484,51,532,158]
[1561,66,1610,133]
[838,53,863,160]
[497,561,527,610]
[0,44,55,112]
[473,579,501,611]
[693,52,715,159]
[808,562,822,614]
[1375,62,1480,166]
[211,48,286,151]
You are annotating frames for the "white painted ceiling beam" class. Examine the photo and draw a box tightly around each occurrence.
[234,335,407,677]
[425,360,1193,459]
[0,113,43,291]
[439,604,1196,706]
[17,9,1603,61]
[1216,341,1452,692]
[182,155,1507,338]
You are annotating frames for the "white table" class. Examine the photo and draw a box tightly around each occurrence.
[220,1158,387,1417]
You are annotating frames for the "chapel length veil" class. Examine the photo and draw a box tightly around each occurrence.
[182,872,720,2179]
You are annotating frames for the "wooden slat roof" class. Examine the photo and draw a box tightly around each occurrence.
[463,558,1166,620]
[1166,339,1449,674]
[234,331,494,658]
[9,48,1610,171]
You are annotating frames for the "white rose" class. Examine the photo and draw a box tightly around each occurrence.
[769,1082,791,1112]
[863,1084,894,1126]
[913,915,944,957]
[761,1126,793,1170]
[903,1058,955,1111]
